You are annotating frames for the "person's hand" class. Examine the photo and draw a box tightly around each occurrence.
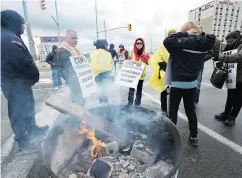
[187,29,197,35]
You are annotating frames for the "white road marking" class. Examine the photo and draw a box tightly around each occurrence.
[202,82,227,91]
[143,91,242,155]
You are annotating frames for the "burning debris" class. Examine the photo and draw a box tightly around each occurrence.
[58,126,173,178]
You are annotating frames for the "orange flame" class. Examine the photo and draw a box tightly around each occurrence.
[79,120,105,158]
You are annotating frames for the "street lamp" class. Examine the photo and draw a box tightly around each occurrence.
[51,0,61,45]
[95,0,99,40]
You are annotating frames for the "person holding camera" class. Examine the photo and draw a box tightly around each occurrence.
[214,31,242,126]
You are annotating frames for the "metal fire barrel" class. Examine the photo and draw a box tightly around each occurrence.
[42,104,184,178]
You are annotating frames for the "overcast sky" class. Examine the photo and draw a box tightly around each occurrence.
[1,0,211,52]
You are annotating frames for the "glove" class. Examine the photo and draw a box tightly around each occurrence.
[158,62,167,71]
[158,62,167,79]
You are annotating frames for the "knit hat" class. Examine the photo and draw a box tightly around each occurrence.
[226,30,241,40]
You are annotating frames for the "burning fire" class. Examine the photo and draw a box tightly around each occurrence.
[79,120,106,158]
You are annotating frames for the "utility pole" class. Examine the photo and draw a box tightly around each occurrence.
[54,0,61,45]
[95,0,99,40]
[22,0,35,58]
[104,21,107,40]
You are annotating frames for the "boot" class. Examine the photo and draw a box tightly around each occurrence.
[189,135,198,147]
[28,125,49,138]
[215,112,228,121]
[17,137,35,150]
[224,116,236,126]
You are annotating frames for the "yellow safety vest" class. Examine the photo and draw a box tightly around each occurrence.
[58,41,82,56]
[130,50,147,80]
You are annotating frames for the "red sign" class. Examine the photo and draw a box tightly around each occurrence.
[202,4,214,11]
[40,36,65,43]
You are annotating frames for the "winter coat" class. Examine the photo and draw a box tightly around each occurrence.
[163,32,216,82]
[219,38,242,83]
[148,28,176,93]
[90,39,113,77]
[1,10,39,85]
[129,38,150,80]
[108,44,118,59]
[46,45,59,68]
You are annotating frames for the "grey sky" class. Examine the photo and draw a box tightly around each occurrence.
[1,0,210,52]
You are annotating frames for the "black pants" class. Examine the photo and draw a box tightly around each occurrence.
[169,87,198,138]
[224,82,242,118]
[1,81,36,141]
[160,88,168,113]
[128,80,144,106]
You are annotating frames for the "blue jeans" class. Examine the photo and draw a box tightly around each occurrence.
[52,67,62,87]
[194,68,204,104]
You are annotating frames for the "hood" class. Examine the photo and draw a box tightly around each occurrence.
[1,10,25,37]
[52,45,58,53]
[109,43,115,49]
[166,28,177,37]
[96,39,108,50]
[133,38,145,57]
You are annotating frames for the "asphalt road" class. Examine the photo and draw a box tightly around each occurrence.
[143,60,242,178]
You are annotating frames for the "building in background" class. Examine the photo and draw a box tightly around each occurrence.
[189,0,242,40]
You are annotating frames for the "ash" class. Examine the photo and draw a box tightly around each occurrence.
[102,154,148,178]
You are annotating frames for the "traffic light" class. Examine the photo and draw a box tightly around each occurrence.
[39,0,46,10]
[128,24,132,31]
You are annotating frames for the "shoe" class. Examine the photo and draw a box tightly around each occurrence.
[215,112,228,121]
[59,85,64,88]
[28,125,49,138]
[17,138,35,150]
[127,102,133,106]
[54,87,59,90]
[224,116,236,126]
[189,135,198,147]
[162,111,168,117]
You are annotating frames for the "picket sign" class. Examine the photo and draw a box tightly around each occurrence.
[164,59,172,85]
[223,49,238,89]
[115,60,145,89]
[69,56,98,97]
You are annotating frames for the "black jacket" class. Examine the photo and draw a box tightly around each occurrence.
[108,44,118,59]
[46,45,58,68]
[163,32,216,82]
[1,10,39,85]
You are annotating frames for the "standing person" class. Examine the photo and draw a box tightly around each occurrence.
[108,43,118,74]
[46,45,63,90]
[90,39,114,103]
[163,22,215,147]
[117,44,129,68]
[1,10,49,149]
[56,29,85,106]
[149,28,176,116]
[215,31,242,126]
[128,38,150,106]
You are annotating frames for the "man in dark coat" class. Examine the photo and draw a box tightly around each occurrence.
[1,10,49,149]
[108,43,118,74]
[46,45,63,89]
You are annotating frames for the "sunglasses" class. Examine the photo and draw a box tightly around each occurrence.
[119,46,124,48]
[136,42,143,45]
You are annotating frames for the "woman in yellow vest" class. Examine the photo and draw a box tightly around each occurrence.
[128,38,150,106]
[148,28,176,116]
[90,39,114,104]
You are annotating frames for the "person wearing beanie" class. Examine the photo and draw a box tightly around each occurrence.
[215,30,242,126]
[90,39,114,103]
[1,10,49,149]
